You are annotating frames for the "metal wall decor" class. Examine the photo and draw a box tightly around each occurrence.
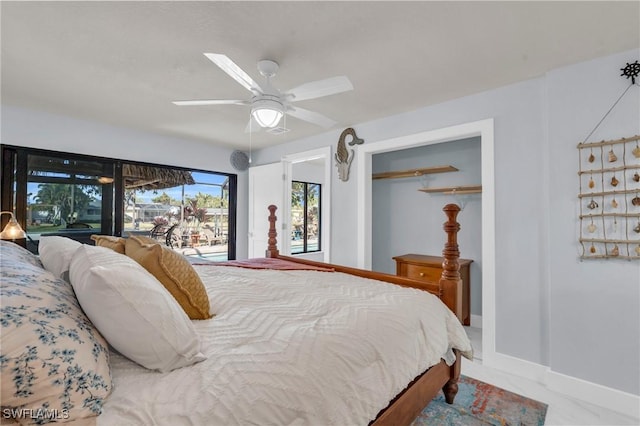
[335,127,364,182]
[578,135,640,259]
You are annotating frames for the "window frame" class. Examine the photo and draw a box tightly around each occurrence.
[291,180,321,254]
[0,144,237,259]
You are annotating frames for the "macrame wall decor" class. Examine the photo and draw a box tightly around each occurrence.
[577,60,640,260]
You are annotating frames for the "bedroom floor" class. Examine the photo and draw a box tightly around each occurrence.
[463,325,639,426]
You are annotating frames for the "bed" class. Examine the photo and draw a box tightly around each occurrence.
[0,204,472,426]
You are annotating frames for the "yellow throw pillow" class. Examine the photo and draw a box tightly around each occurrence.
[91,234,126,254]
[125,236,212,320]
[128,234,159,245]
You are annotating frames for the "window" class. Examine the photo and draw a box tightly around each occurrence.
[291,181,321,254]
[1,145,237,261]
[25,154,115,241]
[122,166,232,261]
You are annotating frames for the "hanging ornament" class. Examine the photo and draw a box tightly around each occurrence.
[633,172,640,183]
[587,221,597,233]
[607,148,617,163]
[633,143,640,158]
[610,244,620,256]
[588,176,595,189]
[590,244,597,254]
[634,222,640,233]
[610,175,619,187]
[636,245,640,256]
[587,199,599,209]
[632,194,640,207]
[588,150,595,163]
[611,197,619,208]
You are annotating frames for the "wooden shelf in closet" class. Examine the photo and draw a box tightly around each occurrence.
[372,165,458,180]
[418,185,482,195]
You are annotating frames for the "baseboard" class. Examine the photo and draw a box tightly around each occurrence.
[546,370,640,420]
[483,351,548,383]
[483,350,640,418]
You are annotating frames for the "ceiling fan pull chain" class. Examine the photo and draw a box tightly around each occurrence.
[249,111,253,164]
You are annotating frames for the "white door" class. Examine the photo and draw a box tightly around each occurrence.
[248,162,285,258]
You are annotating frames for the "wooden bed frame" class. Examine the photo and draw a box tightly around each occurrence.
[263,203,465,426]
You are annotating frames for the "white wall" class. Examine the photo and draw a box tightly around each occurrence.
[0,105,249,259]
[546,53,640,394]
[371,137,483,316]
[254,49,640,396]
[292,160,324,184]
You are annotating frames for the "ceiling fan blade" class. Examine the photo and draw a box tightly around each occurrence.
[204,53,264,94]
[172,99,249,106]
[287,106,337,128]
[284,76,353,102]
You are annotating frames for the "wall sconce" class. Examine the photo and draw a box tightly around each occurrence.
[0,211,27,240]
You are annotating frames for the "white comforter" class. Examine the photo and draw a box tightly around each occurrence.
[99,265,472,426]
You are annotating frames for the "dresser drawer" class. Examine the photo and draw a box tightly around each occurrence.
[403,264,442,282]
[393,253,473,326]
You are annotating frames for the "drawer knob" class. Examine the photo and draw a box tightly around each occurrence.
[419,272,425,277]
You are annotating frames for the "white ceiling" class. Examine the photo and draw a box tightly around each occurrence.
[1,1,638,151]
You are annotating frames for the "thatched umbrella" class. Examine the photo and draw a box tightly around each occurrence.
[123,164,195,190]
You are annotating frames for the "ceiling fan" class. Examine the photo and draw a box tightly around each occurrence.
[172,53,353,132]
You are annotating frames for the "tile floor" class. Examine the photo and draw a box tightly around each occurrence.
[462,326,639,426]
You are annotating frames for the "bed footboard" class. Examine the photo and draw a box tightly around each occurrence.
[264,206,463,425]
[265,204,464,321]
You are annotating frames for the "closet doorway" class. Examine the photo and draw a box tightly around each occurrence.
[355,119,495,365]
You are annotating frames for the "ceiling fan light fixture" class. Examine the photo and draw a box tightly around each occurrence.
[251,97,283,128]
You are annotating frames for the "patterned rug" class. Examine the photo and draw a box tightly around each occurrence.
[412,375,548,426]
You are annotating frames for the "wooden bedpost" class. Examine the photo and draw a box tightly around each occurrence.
[439,204,463,323]
[443,350,461,404]
[266,205,280,258]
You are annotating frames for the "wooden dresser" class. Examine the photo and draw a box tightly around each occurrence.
[393,254,473,326]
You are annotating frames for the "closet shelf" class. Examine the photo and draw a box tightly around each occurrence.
[418,185,482,195]
[372,165,458,180]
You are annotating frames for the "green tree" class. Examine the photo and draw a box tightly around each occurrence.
[34,183,94,224]
[152,191,179,205]
[291,182,318,208]
[184,192,227,209]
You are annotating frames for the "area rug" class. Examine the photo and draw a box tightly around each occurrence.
[411,375,548,426]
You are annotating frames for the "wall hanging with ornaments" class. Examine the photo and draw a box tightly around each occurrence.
[577,60,640,260]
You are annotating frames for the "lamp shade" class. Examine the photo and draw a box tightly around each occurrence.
[251,97,283,128]
[0,211,26,240]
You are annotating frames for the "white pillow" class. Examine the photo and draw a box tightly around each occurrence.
[38,235,82,281]
[69,244,206,372]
